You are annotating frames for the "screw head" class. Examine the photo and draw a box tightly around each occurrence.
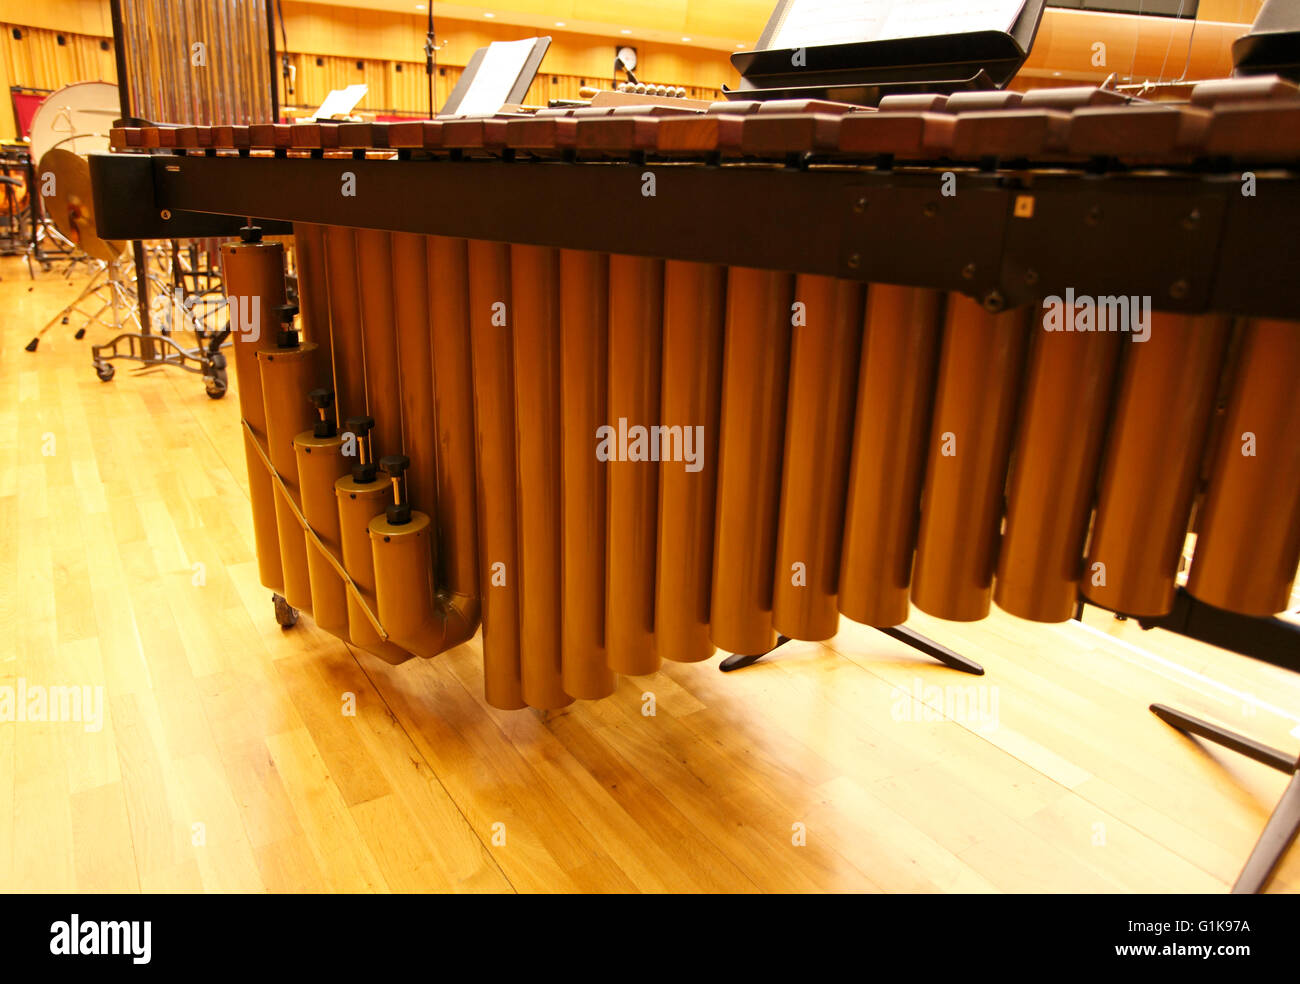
[853,196,867,213]
[847,253,861,269]
[962,263,977,280]
[160,209,172,220]
[1170,279,1190,300]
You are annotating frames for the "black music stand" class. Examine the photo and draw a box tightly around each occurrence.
[725,0,1047,106]
[440,37,550,115]
[1232,0,1300,83]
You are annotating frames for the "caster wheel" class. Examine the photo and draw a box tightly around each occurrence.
[204,368,228,399]
[74,328,86,340]
[95,362,115,382]
[272,593,299,629]
[61,316,69,325]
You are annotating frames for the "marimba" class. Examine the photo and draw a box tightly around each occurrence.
[93,77,1300,712]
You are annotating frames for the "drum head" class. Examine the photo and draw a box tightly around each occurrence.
[28,81,120,168]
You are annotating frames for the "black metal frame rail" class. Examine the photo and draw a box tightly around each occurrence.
[91,152,1300,320]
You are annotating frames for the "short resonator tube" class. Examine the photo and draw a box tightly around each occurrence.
[334,416,410,664]
[257,306,319,615]
[294,388,350,636]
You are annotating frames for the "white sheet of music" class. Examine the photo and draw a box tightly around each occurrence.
[452,39,538,118]
[769,0,1027,48]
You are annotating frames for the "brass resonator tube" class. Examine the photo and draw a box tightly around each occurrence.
[259,340,319,615]
[911,296,1029,622]
[772,275,864,641]
[427,236,482,639]
[996,309,1122,622]
[322,226,367,426]
[294,425,350,636]
[220,233,286,594]
[656,261,726,665]
[838,286,943,628]
[468,240,524,710]
[1082,315,1230,616]
[1188,318,1300,615]
[606,254,665,676]
[510,244,571,709]
[293,222,334,398]
[710,267,795,656]
[356,230,403,461]
[559,249,616,698]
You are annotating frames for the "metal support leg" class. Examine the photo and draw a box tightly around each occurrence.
[877,625,985,676]
[1233,773,1300,894]
[1149,703,1300,893]
[719,625,985,675]
[719,636,791,672]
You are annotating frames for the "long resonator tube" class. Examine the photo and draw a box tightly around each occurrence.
[220,229,286,595]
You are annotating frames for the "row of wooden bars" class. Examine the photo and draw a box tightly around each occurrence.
[221,224,1300,711]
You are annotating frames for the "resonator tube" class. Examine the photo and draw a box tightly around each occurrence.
[221,230,286,594]
[365,232,481,661]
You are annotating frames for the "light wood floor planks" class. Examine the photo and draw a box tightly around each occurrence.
[1,257,1297,893]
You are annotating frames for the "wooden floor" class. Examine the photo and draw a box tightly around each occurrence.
[2,255,1298,893]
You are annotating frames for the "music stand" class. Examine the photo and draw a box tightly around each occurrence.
[726,0,1047,106]
[440,37,551,115]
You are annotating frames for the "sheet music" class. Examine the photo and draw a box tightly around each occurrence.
[312,84,368,121]
[451,38,539,117]
[769,0,1027,48]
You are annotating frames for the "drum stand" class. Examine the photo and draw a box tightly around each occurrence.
[25,252,126,351]
[720,625,984,675]
[1149,704,1300,894]
[84,241,231,398]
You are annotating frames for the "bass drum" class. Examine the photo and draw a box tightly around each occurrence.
[28,81,119,167]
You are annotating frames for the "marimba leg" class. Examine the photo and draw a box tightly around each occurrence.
[1150,703,1300,894]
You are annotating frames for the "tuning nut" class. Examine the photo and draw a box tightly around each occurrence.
[380,454,410,476]
[381,454,413,525]
[344,415,374,438]
[309,388,336,437]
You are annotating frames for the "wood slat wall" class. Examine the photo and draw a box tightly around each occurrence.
[0,21,722,138]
